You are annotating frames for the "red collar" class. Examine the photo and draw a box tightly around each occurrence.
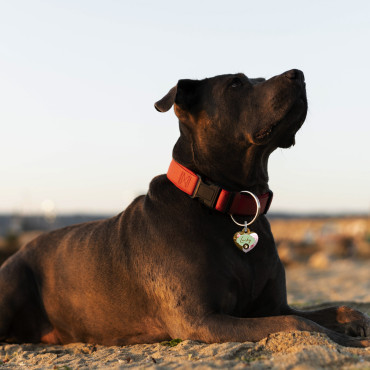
[167,159,273,216]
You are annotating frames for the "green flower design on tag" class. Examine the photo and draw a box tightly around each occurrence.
[233,229,259,253]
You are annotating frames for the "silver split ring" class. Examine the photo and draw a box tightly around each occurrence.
[230,191,261,227]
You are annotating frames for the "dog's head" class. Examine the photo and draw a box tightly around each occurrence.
[155,70,307,190]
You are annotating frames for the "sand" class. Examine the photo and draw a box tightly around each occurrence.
[0,259,369,369]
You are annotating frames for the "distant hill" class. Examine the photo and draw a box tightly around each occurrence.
[0,214,112,237]
[0,212,368,237]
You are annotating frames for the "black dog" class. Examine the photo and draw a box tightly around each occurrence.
[0,70,369,347]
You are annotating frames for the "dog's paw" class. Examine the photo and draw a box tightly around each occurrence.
[336,306,370,337]
[342,336,370,348]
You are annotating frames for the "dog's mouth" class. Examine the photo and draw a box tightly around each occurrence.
[254,97,307,147]
[255,120,281,141]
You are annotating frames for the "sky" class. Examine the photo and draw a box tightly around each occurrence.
[1,0,369,215]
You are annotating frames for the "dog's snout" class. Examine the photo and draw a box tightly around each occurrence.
[284,69,305,82]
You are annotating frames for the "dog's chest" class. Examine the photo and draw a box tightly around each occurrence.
[204,228,279,316]
[220,255,275,315]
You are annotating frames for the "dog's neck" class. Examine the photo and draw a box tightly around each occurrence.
[173,133,273,195]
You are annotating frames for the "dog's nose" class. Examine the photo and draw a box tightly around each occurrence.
[284,69,305,82]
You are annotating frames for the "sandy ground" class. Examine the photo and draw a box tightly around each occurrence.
[0,259,369,369]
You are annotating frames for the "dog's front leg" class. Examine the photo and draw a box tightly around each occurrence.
[168,313,370,348]
[283,305,370,338]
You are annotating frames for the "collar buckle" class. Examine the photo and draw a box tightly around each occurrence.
[191,177,221,209]
[190,175,201,198]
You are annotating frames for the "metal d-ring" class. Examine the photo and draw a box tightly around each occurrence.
[230,190,261,229]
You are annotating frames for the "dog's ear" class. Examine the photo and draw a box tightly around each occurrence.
[154,86,177,112]
[174,79,201,111]
[154,79,201,113]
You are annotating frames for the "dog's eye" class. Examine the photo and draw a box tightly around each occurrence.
[231,78,242,88]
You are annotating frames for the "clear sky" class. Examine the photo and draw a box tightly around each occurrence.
[1,0,369,215]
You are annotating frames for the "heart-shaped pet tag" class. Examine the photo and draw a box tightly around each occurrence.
[233,229,259,253]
